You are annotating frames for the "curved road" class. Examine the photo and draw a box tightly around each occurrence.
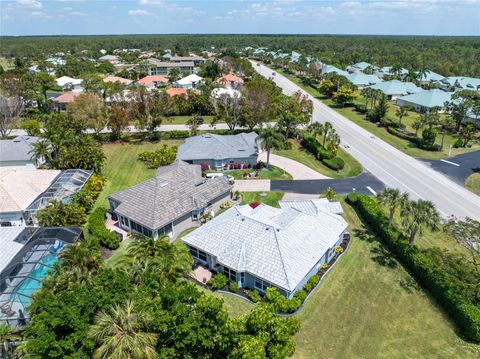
[253,61,480,219]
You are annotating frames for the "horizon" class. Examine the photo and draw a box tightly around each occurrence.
[1,0,479,37]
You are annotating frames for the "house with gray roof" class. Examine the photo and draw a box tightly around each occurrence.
[396,89,452,113]
[368,80,422,100]
[439,76,480,92]
[0,136,45,168]
[107,161,232,240]
[347,61,377,73]
[321,64,349,78]
[375,66,408,79]
[145,58,194,76]
[182,199,348,298]
[177,132,260,169]
[345,72,382,89]
[416,70,444,85]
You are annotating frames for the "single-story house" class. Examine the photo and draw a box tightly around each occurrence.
[439,76,480,92]
[290,51,301,63]
[177,132,260,169]
[217,74,244,88]
[173,74,204,89]
[368,80,422,100]
[416,70,445,85]
[103,76,133,85]
[182,199,349,299]
[321,64,349,78]
[56,76,83,91]
[46,56,66,66]
[396,89,452,113]
[375,66,408,79]
[211,87,241,99]
[0,168,91,226]
[0,136,46,168]
[170,55,205,66]
[146,58,194,76]
[107,161,232,240]
[28,65,55,76]
[137,75,169,89]
[52,92,80,112]
[347,61,377,73]
[345,72,382,89]
[166,87,188,98]
[99,54,121,65]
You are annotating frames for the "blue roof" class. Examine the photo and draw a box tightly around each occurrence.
[377,66,408,76]
[368,80,422,96]
[416,70,444,82]
[345,72,382,86]
[397,89,452,108]
[349,62,375,70]
[323,65,349,78]
[441,76,480,91]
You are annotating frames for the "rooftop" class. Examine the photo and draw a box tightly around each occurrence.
[177,132,258,162]
[182,201,348,292]
[217,74,244,85]
[175,74,204,86]
[346,72,382,86]
[53,91,80,104]
[0,136,41,164]
[137,75,169,86]
[146,58,195,68]
[397,89,452,108]
[368,80,422,96]
[108,161,231,230]
[166,87,188,97]
[103,76,132,85]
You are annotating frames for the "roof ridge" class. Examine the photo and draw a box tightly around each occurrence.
[272,228,292,291]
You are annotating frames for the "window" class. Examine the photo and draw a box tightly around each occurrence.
[198,250,207,262]
[254,278,271,292]
[188,246,207,262]
[241,272,245,284]
[223,266,237,282]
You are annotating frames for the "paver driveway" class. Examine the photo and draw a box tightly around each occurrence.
[258,152,329,180]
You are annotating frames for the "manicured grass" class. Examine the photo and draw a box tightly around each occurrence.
[240,191,284,208]
[96,140,184,208]
[166,115,215,125]
[276,139,363,178]
[210,165,292,180]
[466,173,480,196]
[196,285,254,318]
[293,199,479,359]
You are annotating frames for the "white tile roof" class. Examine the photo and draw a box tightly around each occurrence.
[0,227,27,273]
[175,74,203,86]
[0,168,60,213]
[279,199,344,215]
[182,202,348,292]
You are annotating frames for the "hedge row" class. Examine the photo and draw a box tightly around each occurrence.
[346,193,480,342]
[302,136,345,171]
[88,207,121,250]
[387,127,441,151]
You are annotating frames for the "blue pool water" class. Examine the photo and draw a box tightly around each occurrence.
[12,253,60,308]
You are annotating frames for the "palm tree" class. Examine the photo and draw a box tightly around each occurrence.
[257,126,287,168]
[321,121,333,146]
[0,323,20,359]
[89,300,158,359]
[326,131,341,155]
[395,106,410,125]
[401,199,440,245]
[30,139,52,167]
[377,188,409,224]
[60,240,103,279]
[307,122,324,140]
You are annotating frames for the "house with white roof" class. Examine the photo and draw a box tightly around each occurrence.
[99,54,121,65]
[375,66,408,79]
[56,76,83,91]
[347,62,377,73]
[0,168,92,226]
[211,87,242,99]
[439,77,480,92]
[177,132,259,169]
[173,74,204,89]
[182,199,349,298]
[321,64,349,78]
[396,89,452,113]
[416,70,444,85]
[368,80,422,100]
[46,57,66,66]
[345,72,382,89]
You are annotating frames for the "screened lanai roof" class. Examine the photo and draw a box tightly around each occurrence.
[0,227,82,329]
[25,169,92,223]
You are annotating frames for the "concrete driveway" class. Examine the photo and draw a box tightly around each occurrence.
[233,179,271,192]
[258,152,329,180]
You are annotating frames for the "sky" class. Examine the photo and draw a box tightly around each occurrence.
[1,0,479,36]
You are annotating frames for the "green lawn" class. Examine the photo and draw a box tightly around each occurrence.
[95,140,184,209]
[240,191,284,207]
[276,140,363,178]
[466,173,480,196]
[209,165,292,180]
[293,199,479,359]
[166,115,215,125]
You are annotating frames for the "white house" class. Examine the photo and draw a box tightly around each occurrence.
[173,74,204,89]
[182,199,349,299]
[56,76,83,91]
[396,89,452,113]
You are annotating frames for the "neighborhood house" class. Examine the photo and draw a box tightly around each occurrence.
[146,58,195,76]
[396,89,452,112]
[173,74,204,89]
[182,199,349,298]
[0,136,45,168]
[107,161,232,240]
[176,132,260,169]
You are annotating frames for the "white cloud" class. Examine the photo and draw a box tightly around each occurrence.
[16,0,42,9]
[68,11,87,16]
[61,6,73,11]
[128,9,152,16]
[30,11,51,18]
[139,0,162,6]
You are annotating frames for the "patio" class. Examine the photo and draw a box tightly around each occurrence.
[105,213,129,240]
[191,264,213,284]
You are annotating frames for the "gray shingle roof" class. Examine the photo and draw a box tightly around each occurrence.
[182,202,348,292]
[0,136,40,163]
[177,132,259,162]
[146,58,194,68]
[108,161,231,230]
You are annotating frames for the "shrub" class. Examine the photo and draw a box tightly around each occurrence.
[453,138,463,148]
[346,193,480,343]
[88,207,121,250]
[163,130,190,139]
[211,273,228,290]
[230,282,239,292]
[322,157,345,171]
[354,103,368,114]
[200,163,210,171]
[247,290,262,303]
[265,288,303,313]
[138,144,178,169]
[304,275,320,292]
[302,135,334,160]
[21,119,42,136]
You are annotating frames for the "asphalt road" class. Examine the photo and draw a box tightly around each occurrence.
[253,61,480,219]
[271,172,385,195]
[422,151,480,185]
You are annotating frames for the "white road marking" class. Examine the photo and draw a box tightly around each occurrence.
[440,159,460,167]
[366,186,377,195]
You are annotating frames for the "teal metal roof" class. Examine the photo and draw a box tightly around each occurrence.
[346,72,382,86]
[323,65,349,77]
[397,89,452,108]
[416,70,444,82]
[369,80,422,96]
[441,76,480,90]
[350,61,374,70]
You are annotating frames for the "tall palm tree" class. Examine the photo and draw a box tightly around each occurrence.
[30,139,52,167]
[377,188,409,224]
[401,199,440,245]
[89,300,158,359]
[395,106,410,125]
[326,131,341,155]
[257,126,287,168]
[60,240,103,279]
[321,121,333,146]
[307,122,324,140]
